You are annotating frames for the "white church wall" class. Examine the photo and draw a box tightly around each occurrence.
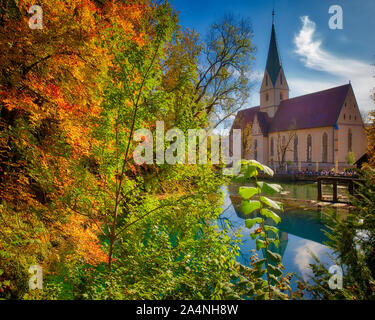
[268,126,334,170]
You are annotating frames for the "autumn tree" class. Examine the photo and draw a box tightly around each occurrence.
[0,0,261,300]
[0,0,148,297]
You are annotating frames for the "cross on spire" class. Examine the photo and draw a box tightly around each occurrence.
[272,9,275,25]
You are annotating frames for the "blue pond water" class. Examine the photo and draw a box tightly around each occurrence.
[218,182,335,292]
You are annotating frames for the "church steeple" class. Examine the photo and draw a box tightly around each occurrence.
[266,23,282,86]
[260,14,289,117]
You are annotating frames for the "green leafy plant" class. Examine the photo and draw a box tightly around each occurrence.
[235,160,291,299]
[301,165,375,300]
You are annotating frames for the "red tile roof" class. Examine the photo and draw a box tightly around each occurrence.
[256,111,272,136]
[232,84,352,135]
[232,106,260,130]
[231,107,271,137]
[269,84,351,132]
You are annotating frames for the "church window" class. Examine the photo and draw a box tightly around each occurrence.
[344,114,346,120]
[293,135,298,162]
[348,129,352,152]
[280,74,283,85]
[266,75,268,86]
[254,139,258,160]
[270,138,274,156]
[266,93,269,101]
[322,132,328,163]
[307,134,312,162]
[280,93,283,101]
[349,115,352,120]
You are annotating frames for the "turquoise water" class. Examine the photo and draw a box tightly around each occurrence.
[219,182,335,292]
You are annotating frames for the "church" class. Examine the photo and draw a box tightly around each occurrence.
[231,20,368,171]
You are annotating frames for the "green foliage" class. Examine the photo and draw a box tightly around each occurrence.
[302,166,375,300]
[0,0,259,300]
[235,160,291,300]
[346,151,356,165]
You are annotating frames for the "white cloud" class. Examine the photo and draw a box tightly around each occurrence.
[293,16,374,112]
[294,240,327,281]
[288,78,341,97]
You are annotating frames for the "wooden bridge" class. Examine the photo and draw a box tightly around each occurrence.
[317,177,363,204]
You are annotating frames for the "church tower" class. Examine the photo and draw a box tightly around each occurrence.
[260,14,289,117]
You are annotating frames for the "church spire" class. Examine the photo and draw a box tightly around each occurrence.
[265,20,282,86]
[259,12,289,118]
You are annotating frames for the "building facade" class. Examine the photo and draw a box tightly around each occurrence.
[231,22,367,171]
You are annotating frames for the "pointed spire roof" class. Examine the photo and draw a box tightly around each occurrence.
[265,22,282,86]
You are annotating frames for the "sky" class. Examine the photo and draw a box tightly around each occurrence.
[170,0,375,117]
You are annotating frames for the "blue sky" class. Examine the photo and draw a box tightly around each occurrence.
[170,0,375,114]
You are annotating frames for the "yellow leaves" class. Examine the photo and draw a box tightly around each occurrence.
[63,213,108,266]
[2,99,19,111]
[0,0,157,278]
[17,175,30,186]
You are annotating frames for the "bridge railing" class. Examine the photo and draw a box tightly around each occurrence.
[317,177,363,204]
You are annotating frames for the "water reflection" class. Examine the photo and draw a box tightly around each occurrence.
[219,184,335,285]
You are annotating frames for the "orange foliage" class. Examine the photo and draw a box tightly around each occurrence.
[62,214,108,266]
[0,0,150,272]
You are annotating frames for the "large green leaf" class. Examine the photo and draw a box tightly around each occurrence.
[269,274,280,285]
[257,182,283,195]
[253,258,266,270]
[241,200,260,215]
[264,225,279,235]
[244,165,258,179]
[273,239,280,248]
[266,250,282,263]
[260,196,283,211]
[260,208,281,224]
[239,187,259,200]
[245,217,262,229]
[250,232,259,240]
[244,160,274,177]
[256,238,266,250]
[268,264,283,277]
[254,279,267,290]
[261,165,274,177]
[253,269,267,279]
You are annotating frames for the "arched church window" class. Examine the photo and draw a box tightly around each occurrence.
[344,114,346,120]
[266,75,268,86]
[266,93,269,101]
[348,129,352,152]
[294,135,298,162]
[307,134,312,162]
[270,138,274,157]
[280,74,283,85]
[254,139,258,160]
[322,132,328,163]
